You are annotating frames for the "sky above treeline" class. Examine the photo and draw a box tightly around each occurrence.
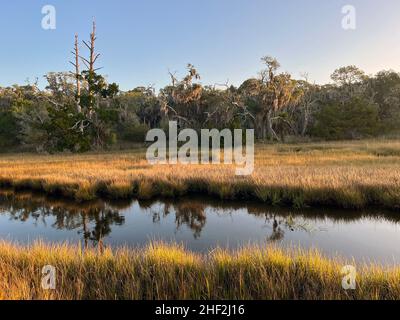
[1,0,400,91]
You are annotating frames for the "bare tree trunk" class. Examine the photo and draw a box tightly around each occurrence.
[266,110,280,141]
[70,34,84,134]
[82,20,100,119]
[73,35,81,113]
[89,22,96,117]
[70,35,82,113]
[301,109,309,136]
[255,114,264,140]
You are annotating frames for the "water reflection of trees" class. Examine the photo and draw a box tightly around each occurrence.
[140,200,206,239]
[0,191,125,249]
[1,190,398,246]
[261,213,316,242]
[138,199,314,241]
[138,197,400,242]
[0,191,209,244]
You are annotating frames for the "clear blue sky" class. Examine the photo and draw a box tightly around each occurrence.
[1,0,400,90]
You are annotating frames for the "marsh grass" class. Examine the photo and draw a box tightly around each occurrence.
[0,139,400,209]
[0,241,399,300]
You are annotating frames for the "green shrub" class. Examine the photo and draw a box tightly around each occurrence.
[311,98,380,140]
[118,123,149,143]
[0,111,19,149]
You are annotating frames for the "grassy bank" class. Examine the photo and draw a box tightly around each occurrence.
[0,139,400,209]
[0,241,398,300]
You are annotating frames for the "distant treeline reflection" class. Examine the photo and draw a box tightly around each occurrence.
[0,190,398,248]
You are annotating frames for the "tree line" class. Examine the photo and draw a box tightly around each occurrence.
[1,23,400,152]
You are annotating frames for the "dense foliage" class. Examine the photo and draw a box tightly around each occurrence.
[1,27,399,152]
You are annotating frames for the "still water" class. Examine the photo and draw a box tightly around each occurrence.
[0,190,399,265]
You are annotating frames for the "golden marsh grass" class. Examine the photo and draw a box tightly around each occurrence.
[0,241,398,300]
[0,139,399,209]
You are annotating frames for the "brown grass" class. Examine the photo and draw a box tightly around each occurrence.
[0,139,399,209]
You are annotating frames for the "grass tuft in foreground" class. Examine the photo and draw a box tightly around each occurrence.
[0,241,399,300]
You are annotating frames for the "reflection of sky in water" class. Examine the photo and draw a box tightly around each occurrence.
[0,192,400,265]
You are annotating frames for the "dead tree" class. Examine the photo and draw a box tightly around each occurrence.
[70,34,81,114]
[81,20,101,118]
